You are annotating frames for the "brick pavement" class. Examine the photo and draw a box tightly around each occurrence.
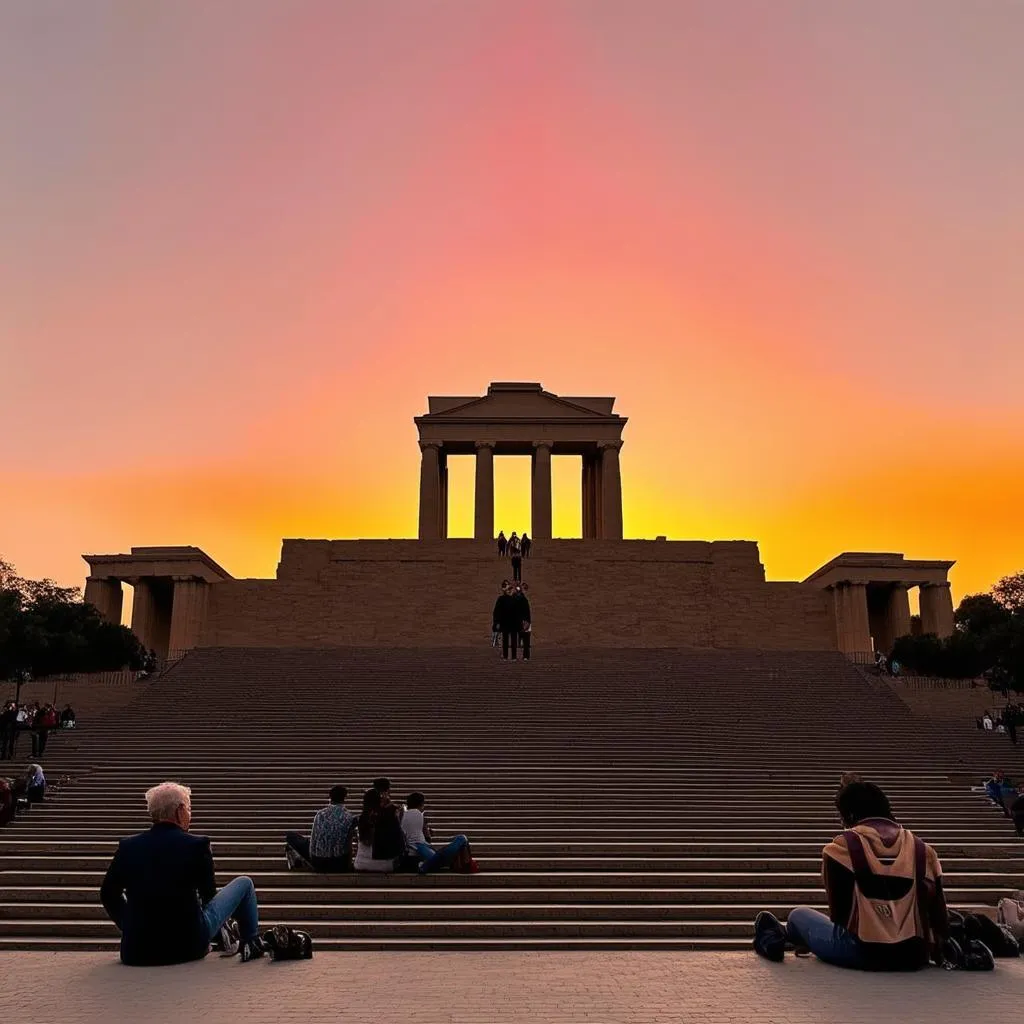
[6,952,1022,1024]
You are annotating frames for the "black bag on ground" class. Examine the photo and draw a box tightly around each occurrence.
[965,911,1021,958]
[261,925,313,961]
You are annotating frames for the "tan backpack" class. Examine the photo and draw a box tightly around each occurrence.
[842,829,929,945]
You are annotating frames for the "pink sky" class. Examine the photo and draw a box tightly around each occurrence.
[1,1,1022,602]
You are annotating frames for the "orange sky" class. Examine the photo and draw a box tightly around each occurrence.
[2,2,1022,604]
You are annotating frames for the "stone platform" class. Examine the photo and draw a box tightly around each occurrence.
[9,951,1023,1024]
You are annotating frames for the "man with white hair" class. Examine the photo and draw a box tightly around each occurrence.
[100,781,264,965]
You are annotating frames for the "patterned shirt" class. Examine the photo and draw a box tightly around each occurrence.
[309,804,358,860]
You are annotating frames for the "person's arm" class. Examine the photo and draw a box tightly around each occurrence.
[822,853,854,927]
[100,846,127,931]
[197,838,216,906]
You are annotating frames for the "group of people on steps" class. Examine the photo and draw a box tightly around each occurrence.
[496,530,529,581]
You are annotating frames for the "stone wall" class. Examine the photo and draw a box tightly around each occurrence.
[199,539,836,650]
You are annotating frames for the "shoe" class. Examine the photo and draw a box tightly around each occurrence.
[285,847,302,870]
[466,858,480,873]
[417,861,428,875]
[753,911,787,962]
[217,919,240,957]
[239,936,266,962]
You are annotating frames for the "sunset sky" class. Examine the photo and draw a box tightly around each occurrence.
[2,1,1022,605]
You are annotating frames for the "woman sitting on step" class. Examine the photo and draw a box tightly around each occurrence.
[354,788,400,872]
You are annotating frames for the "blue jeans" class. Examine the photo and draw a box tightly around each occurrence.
[785,907,868,969]
[415,835,467,872]
[202,876,259,943]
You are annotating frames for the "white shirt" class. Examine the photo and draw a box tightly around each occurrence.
[353,841,396,872]
[983,716,994,730]
[401,808,427,853]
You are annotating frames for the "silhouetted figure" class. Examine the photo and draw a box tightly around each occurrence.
[493,587,520,661]
[492,581,510,649]
[508,532,522,582]
[0,702,16,760]
[512,583,532,662]
[497,531,507,557]
[521,533,532,558]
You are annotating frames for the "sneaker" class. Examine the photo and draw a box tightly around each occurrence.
[217,919,240,957]
[466,858,480,874]
[239,936,266,962]
[285,847,302,870]
[753,911,786,962]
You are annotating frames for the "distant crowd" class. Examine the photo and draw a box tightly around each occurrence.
[496,530,530,581]
[979,703,1022,744]
[492,580,532,661]
[0,701,75,760]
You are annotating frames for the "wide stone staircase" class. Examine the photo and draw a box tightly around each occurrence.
[1,647,1022,951]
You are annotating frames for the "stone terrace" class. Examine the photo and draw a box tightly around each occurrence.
[1,647,1022,952]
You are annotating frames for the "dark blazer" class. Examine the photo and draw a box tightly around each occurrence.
[100,822,215,966]
[511,592,531,626]
[493,593,519,629]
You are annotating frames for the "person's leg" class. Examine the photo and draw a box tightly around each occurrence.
[521,631,531,661]
[510,628,518,660]
[202,875,260,943]
[502,631,510,659]
[285,832,312,865]
[416,835,468,872]
[39,730,48,755]
[784,907,866,969]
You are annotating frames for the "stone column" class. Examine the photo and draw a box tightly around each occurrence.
[880,584,912,653]
[920,582,955,638]
[440,451,449,539]
[833,582,871,655]
[598,440,623,540]
[531,441,553,540]
[474,441,495,540]
[84,577,123,625]
[129,578,157,651]
[418,441,442,540]
[168,577,210,657]
[581,456,594,538]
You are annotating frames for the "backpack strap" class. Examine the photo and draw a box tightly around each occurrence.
[913,835,930,939]
[842,829,871,879]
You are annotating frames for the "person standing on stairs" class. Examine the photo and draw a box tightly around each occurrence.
[497,530,507,558]
[513,583,532,662]
[521,532,532,558]
[508,532,523,582]
[493,584,520,661]
[101,781,266,964]
[492,581,510,650]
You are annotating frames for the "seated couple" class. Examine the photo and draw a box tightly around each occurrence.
[285,778,478,874]
[754,778,950,970]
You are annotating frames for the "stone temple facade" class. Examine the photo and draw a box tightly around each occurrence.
[82,383,956,660]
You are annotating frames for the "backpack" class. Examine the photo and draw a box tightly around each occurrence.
[966,911,1021,958]
[261,925,313,960]
[997,895,1024,941]
[842,830,929,946]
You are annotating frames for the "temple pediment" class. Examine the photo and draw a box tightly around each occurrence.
[421,383,621,422]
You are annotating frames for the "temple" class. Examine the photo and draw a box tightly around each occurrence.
[82,383,955,662]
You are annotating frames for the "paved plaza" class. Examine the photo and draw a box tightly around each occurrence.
[7,952,1018,1024]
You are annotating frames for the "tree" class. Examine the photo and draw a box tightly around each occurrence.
[0,556,145,681]
[993,570,1024,613]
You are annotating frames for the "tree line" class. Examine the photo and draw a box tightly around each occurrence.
[891,570,1024,690]
[0,558,145,682]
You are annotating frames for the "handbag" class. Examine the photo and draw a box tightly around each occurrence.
[997,896,1024,941]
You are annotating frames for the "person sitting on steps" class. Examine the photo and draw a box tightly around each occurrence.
[285,784,357,872]
[400,792,478,873]
[100,781,265,965]
[754,779,949,970]
[354,787,400,872]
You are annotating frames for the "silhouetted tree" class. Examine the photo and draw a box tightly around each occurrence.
[0,557,145,682]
